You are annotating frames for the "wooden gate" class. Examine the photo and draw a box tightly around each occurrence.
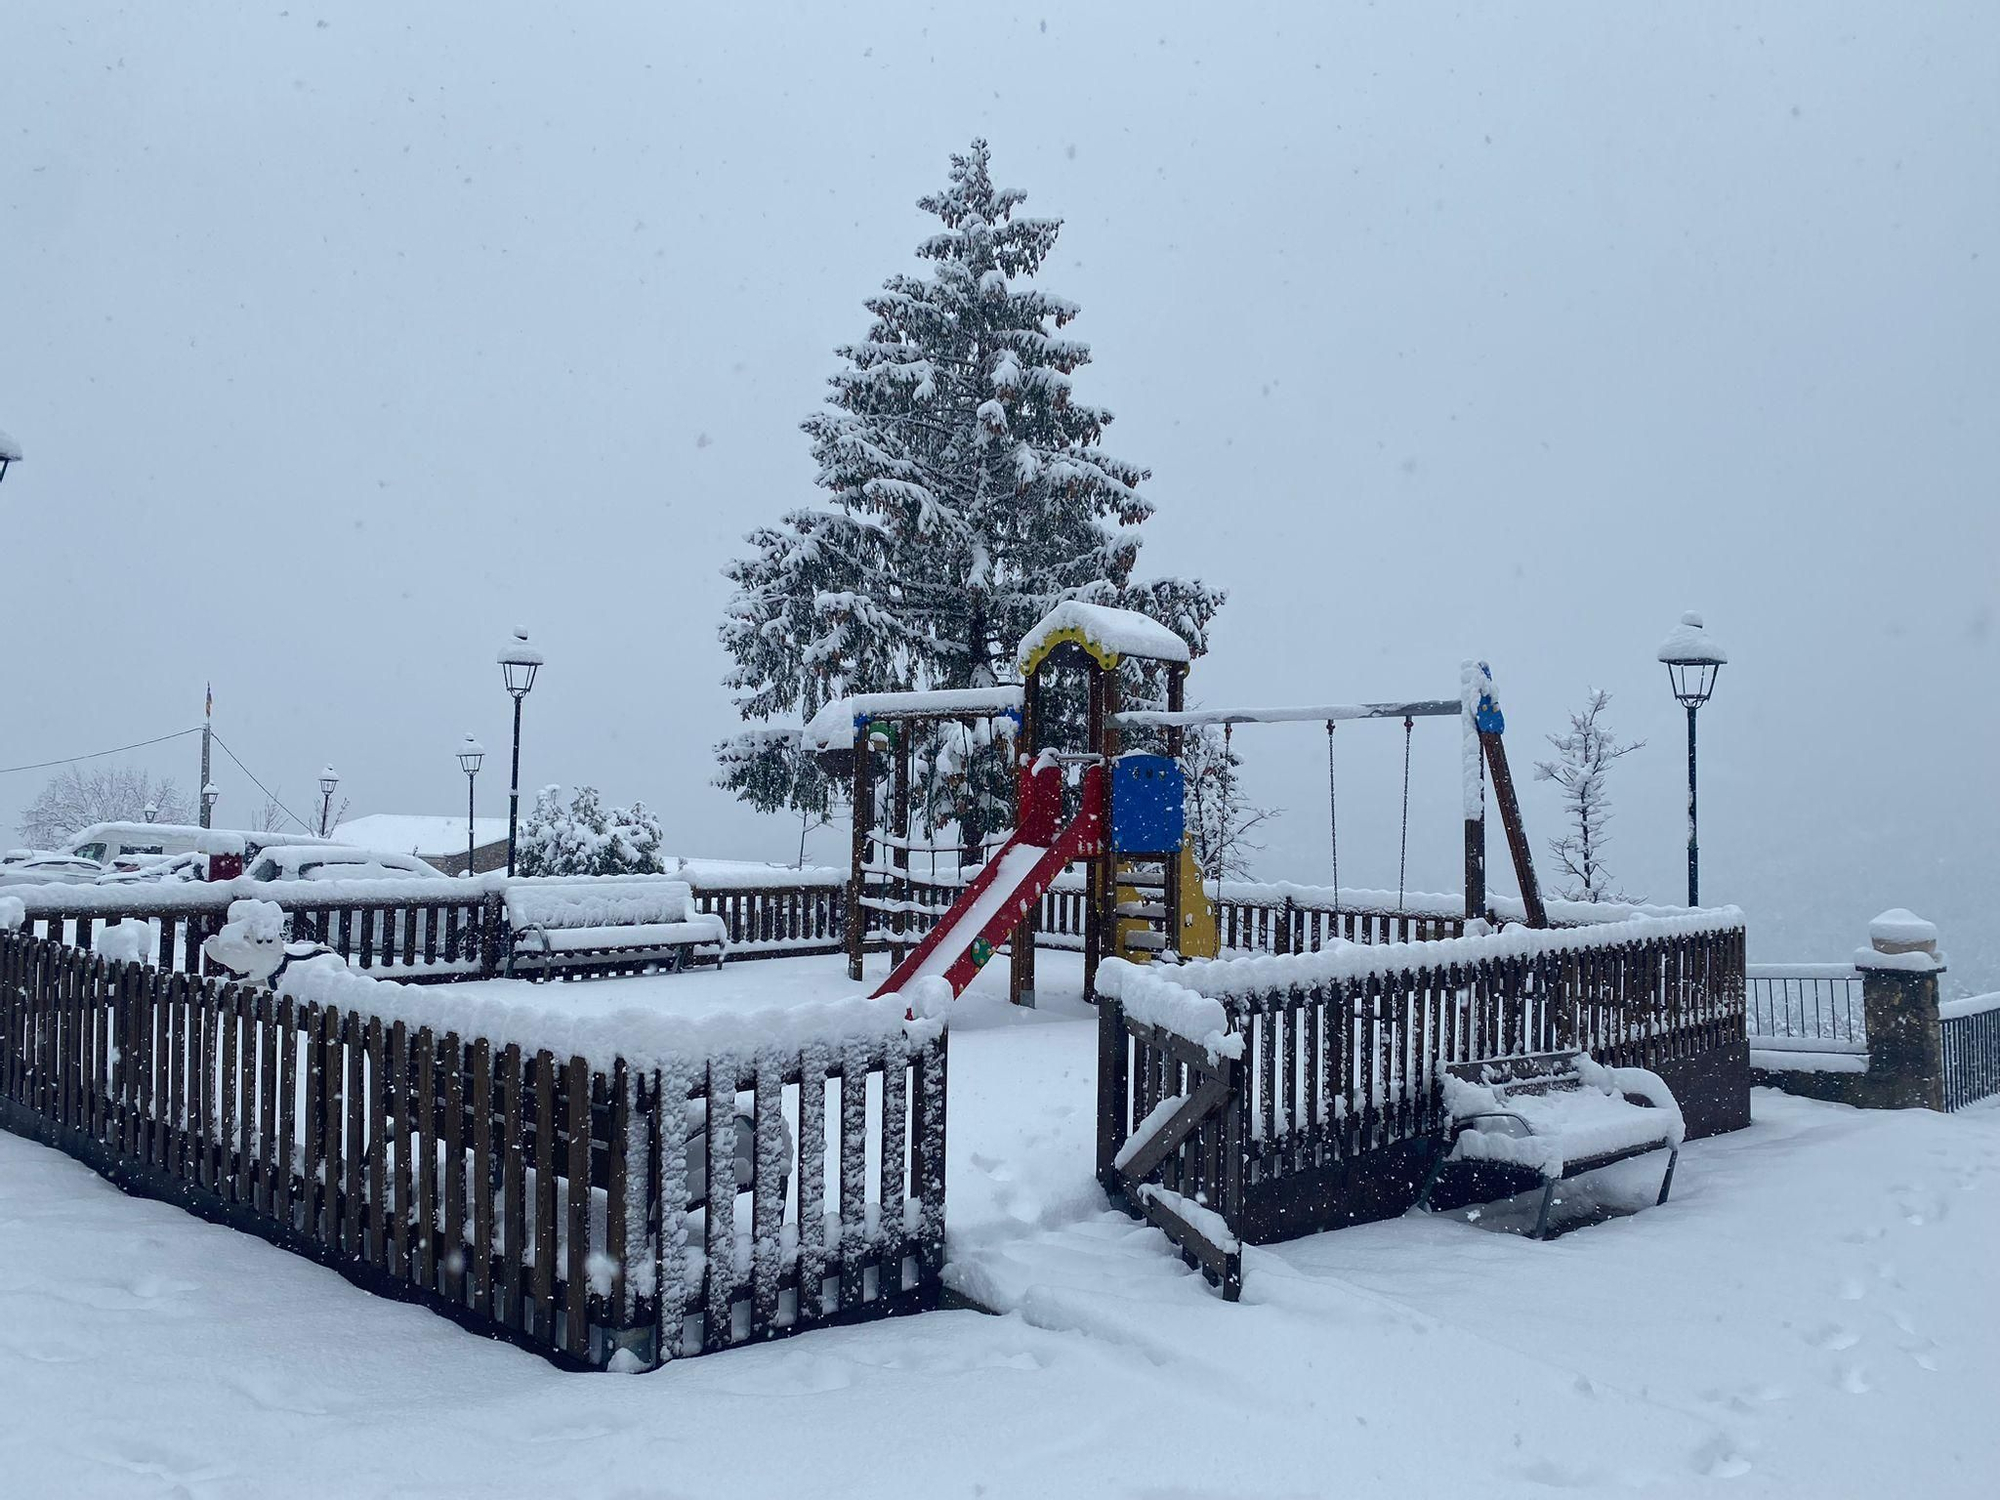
[1097,997,1244,1300]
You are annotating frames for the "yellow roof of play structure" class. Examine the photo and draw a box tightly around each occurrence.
[1017,600,1193,677]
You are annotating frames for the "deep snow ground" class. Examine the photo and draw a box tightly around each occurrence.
[3,956,1999,1497]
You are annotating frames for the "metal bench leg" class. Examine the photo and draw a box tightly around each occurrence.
[1533,1177,1559,1240]
[1657,1147,1679,1206]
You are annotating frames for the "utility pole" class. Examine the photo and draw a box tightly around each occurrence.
[200,682,214,829]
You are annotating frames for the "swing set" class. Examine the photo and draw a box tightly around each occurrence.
[1117,665,1547,936]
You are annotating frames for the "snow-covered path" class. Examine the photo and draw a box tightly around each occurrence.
[3,956,1999,1496]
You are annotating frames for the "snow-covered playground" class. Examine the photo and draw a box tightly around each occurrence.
[2,949,1997,1497]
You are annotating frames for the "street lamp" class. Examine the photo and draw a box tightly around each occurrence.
[0,426,19,485]
[202,782,220,823]
[142,801,158,824]
[496,628,543,877]
[1658,610,1728,907]
[456,735,485,876]
[317,765,340,838]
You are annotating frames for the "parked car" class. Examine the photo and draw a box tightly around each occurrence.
[63,822,332,866]
[241,845,452,884]
[0,854,109,888]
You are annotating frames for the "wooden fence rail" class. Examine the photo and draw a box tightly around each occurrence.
[10,871,1615,992]
[1100,920,1748,1247]
[0,928,946,1370]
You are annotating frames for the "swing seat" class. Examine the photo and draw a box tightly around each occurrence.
[1415,1050,1684,1239]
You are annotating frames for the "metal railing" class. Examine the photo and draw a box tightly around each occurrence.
[1745,963,1865,1052]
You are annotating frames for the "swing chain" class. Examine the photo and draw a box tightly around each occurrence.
[1397,716,1414,911]
[1325,720,1338,898]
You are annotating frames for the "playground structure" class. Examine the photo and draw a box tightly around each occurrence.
[867,600,1553,1008]
[804,687,1024,982]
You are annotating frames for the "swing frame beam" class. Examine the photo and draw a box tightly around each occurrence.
[1114,688,1546,929]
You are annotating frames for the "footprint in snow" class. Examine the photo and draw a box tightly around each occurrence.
[1838,1276,1867,1301]
[1807,1323,1860,1352]
[1837,1363,1871,1395]
[1692,1436,1753,1480]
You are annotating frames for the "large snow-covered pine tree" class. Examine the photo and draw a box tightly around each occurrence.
[719,139,1223,846]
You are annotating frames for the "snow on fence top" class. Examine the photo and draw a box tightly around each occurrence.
[803,687,1024,751]
[1097,957,1243,1064]
[1940,992,2000,1022]
[1194,876,1698,928]
[3,866,848,916]
[273,953,937,1073]
[1125,907,1746,1001]
[1017,599,1190,676]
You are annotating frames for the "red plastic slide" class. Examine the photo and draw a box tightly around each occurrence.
[871,758,1105,1002]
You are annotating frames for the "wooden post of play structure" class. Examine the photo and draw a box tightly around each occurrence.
[891,732,911,968]
[1462,665,1487,925]
[1009,669,1043,1009]
[1082,664,1108,1003]
[1463,752,1486,926]
[1479,730,1547,929]
[846,719,871,982]
[1163,664,1186,957]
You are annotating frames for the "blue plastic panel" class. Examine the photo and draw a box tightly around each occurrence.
[1111,755,1184,855]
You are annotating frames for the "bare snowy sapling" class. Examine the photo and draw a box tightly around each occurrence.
[1533,690,1644,903]
[716,138,1223,853]
[18,765,194,847]
[1182,724,1279,881]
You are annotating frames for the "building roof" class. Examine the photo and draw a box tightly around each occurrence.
[334,814,510,858]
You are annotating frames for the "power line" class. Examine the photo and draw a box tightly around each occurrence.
[209,733,317,835]
[0,727,203,777]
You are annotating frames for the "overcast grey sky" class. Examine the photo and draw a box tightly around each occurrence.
[3,3,1994,985]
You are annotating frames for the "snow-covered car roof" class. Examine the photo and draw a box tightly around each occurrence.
[244,845,451,881]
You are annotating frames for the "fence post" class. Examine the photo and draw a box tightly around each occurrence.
[1857,908,1946,1111]
[1096,994,1128,1195]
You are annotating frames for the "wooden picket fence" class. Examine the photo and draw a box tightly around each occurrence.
[1101,917,1749,1248]
[0,927,946,1369]
[6,879,847,983]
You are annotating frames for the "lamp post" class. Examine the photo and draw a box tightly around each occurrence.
[0,425,19,485]
[457,735,485,876]
[143,801,158,824]
[497,629,543,877]
[1658,610,1727,907]
[201,782,220,824]
[317,765,340,838]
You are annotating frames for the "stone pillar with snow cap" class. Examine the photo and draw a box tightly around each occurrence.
[1857,908,1946,1111]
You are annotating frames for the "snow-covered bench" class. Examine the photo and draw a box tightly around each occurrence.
[1417,1050,1684,1239]
[504,878,727,980]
